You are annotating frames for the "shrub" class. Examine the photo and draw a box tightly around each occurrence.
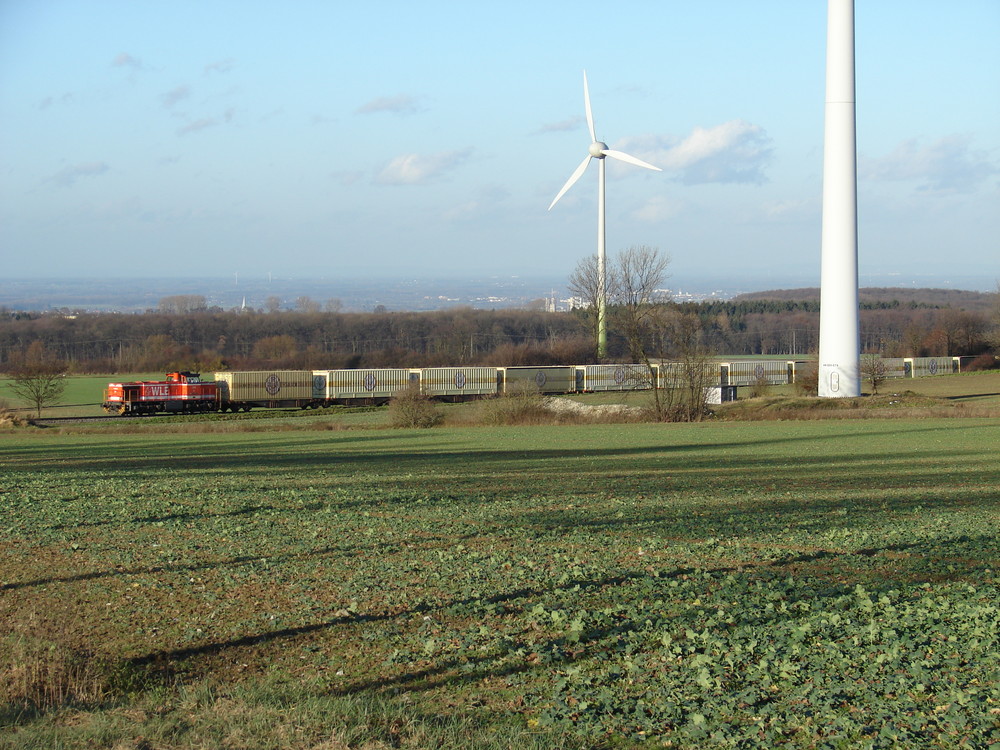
[0,400,30,428]
[861,353,887,395]
[748,374,771,398]
[964,353,998,371]
[476,383,551,426]
[794,361,819,396]
[387,383,442,428]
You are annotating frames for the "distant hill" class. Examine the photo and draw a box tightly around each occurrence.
[732,287,996,313]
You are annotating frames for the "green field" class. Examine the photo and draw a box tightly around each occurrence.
[2,415,998,748]
[0,373,164,419]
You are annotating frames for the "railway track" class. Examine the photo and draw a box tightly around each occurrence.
[31,407,336,427]
[32,414,148,426]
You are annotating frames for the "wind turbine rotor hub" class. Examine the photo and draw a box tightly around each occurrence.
[589,141,608,158]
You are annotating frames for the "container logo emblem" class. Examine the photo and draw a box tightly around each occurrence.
[454,372,467,389]
[929,359,938,375]
[614,367,626,385]
[265,374,281,395]
[535,370,547,387]
[364,373,377,391]
[755,363,765,379]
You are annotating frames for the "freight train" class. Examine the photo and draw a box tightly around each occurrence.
[102,356,963,416]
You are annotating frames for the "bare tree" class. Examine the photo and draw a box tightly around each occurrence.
[657,310,714,421]
[568,245,671,364]
[158,295,207,314]
[861,353,887,395]
[567,254,603,358]
[610,245,671,417]
[6,342,67,418]
[296,296,321,314]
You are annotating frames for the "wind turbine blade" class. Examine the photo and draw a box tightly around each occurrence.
[602,149,663,172]
[583,71,597,143]
[548,155,592,210]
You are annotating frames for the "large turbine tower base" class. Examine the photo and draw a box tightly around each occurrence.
[818,0,860,397]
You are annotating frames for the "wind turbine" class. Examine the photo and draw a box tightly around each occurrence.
[818,0,860,397]
[548,70,661,358]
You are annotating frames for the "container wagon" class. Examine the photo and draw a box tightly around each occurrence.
[906,357,957,377]
[575,364,653,392]
[499,366,577,394]
[213,370,318,411]
[418,367,498,400]
[721,361,793,387]
[313,368,414,404]
[654,361,723,389]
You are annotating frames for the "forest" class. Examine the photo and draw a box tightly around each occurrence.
[1,288,996,374]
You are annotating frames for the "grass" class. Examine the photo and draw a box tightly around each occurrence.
[1,412,999,747]
[0,373,164,419]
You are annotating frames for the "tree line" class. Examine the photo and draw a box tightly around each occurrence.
[1,290,996,375]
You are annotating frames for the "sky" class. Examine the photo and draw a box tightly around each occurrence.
[1,0,998,292]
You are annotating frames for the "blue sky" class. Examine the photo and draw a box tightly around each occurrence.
[2,0,998,291]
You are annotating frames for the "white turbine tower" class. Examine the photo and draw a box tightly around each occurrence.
[818,0,860,397]
[549,71,661,358]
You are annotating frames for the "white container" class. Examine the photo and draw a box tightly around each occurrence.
[499,366,576,394]
[214,370,315,402]
[314,369,413,401]
[655,362,721,389]
[877,358,908,379]
[908,357,953,377]
[418,367,498,397]
[723,361,791,386]
[575,364,652,392]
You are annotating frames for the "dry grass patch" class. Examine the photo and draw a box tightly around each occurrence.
[1,610,116,714]
[711,390,1000,420]
[0,402,30,429]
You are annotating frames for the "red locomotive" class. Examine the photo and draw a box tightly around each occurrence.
[103,372,218,415]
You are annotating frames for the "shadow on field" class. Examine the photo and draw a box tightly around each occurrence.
[118,532,991,695]
[0,530,480,591]
[6,429,999,513]
[46,503,277,531]
[7,423,996,481]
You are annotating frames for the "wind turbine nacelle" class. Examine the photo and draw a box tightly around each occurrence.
[589,141,608,158]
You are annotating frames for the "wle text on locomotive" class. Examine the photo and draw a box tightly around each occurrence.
[102,357,964,416]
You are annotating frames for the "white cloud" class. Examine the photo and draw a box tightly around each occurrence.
[176,118,217,136]
[374,148,473,185]
[356,94,422,116]
[204,58,235,75]
[111,52,143,70]
[761,198,816,222]
[45,162,109,187]
[47,93,74,108]
[536,116,583,134]
[629,194,683,223]
[160,85,191,108]
[861,136,997,193]
[311,113,337,126]
[618,120,773,185]
[174,109,235,136]
[442,185,510,221]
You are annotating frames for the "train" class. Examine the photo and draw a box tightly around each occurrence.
[101,356,965,416]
